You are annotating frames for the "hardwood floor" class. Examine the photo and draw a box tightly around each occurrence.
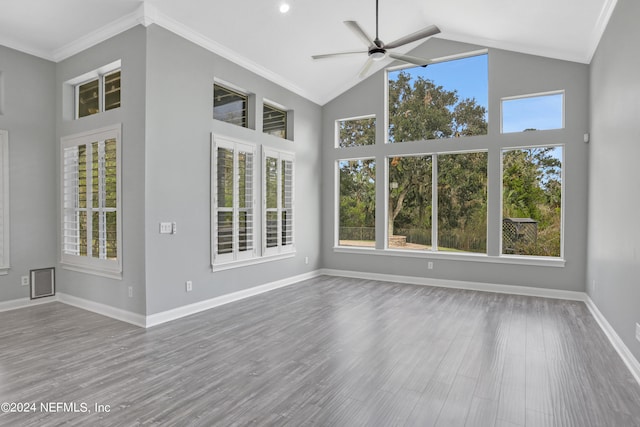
[1,276,639,426]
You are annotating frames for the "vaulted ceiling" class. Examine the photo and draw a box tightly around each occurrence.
[0,0,616,105]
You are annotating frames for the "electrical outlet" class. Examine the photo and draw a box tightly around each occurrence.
[186,281,193,292]
[636,323,640,342]
[428,261,433,270]
[21,275,29,286]
[128,286,133,298]
[304,256,309,265]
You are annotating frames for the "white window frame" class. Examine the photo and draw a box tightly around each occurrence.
[68,60,121,120]
[500,90,565,134]
[335,157,377,249]
[211,134,258,266]
[335,115,376,148]
[60,124,122,278]
[262,100,289,140]
[0,130,9,274]
[384,150,488,254]
[262,148,295,256]
[500,144,565,259]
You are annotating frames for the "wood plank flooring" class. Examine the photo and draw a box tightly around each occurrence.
[1,276,639,426]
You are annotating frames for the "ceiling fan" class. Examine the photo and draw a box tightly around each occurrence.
[312,0,441,78]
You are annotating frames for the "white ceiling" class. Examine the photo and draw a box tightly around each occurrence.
[0,0,617,105]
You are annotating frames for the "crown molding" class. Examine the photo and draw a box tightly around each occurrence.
[587,0,618,62]
[0,36,55,62]
[147,6,320,105]
[50,4,147,62]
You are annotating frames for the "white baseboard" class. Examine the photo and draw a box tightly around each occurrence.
[0,295,57,312]
[319,268,587,301]
[584,297,640,386]
[57,292,146,328]
[145,270,322,328]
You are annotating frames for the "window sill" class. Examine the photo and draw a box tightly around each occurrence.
[61,263,123,280]
[0,267,8,276]
[333,246,565,267]
[212,251,296,272]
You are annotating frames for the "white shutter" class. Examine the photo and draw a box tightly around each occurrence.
[211,135,257,266]
[0,130,8,270]
[62,145,80,256]
[263,148,295,256]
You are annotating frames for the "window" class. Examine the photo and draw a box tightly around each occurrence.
[214,84,248,127]
[61,125,121,277]
[338,159,376,247]
[76,66,121,119]
[212,136,256,265]
[387,151,487,254]
[501,91,564,133]
[437,152,488,253]
[388,53,488,143]
[263,103,287,139]
[0,130,9,273]
[502,146,562,257]
[337,116,376,148]
[388,155,432,250]
[263,149,294,255]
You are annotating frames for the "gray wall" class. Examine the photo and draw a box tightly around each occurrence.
[0,46,56,301]
[55,26,147,315]
[144,25,322,314]
[588,0,640,360]
[321,39,590,292]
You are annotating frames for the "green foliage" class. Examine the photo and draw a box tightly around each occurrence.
[339,160,375,240]
[339,117,376,147]
[502,147,562,256]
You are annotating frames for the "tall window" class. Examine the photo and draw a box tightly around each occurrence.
[263,103,287,139]
[502,146,562,257]
[61,125,121,276]
[214,84,248,127]
[387,152,487,254]
[212,136,256,264]
[0,130,9,273]
[76,67,121,119]
[263,149,294,255]
[388,155,432,250]
[388,54,488,143]
[437,152,488,253]
[338,159,376,247]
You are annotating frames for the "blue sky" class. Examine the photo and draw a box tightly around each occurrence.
[389,54,563,133]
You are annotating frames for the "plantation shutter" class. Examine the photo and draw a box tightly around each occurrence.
[0,130,8,270]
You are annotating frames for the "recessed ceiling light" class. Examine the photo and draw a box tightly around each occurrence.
[279,3,290,13]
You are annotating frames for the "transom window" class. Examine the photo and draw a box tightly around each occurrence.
[76,67,121,119]
[501,91,564,133]
[388,53,488,143]
[61,124,121,277]
[263,103,287,139]
[214,84,248,128]
[337,116,376,148]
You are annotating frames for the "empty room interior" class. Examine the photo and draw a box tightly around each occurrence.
[1,0,640,425]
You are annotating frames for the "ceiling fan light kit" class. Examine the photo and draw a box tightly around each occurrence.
[312,0,440,77]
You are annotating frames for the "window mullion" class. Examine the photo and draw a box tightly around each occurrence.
[233,149,239,260]
[432,154,438,252]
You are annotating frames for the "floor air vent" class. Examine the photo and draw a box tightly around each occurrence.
[30,267,55,299]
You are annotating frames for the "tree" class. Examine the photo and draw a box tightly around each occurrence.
[387,71,488,250]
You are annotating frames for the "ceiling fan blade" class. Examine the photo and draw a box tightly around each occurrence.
[385,25,441,49]
[344,20,374,47]
[358,57,375,79]
[312,51,367,60]
[388,52,434,67]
